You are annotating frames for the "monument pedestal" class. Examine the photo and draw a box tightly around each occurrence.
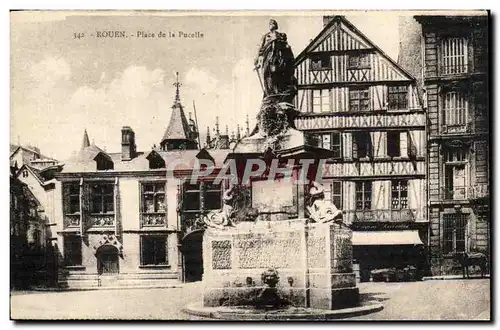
[202,220,359,310]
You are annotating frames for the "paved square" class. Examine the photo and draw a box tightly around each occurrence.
[10,279,490,320]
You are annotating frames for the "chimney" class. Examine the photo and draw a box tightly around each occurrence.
[121,126,136,161]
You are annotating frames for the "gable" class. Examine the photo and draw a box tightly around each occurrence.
[295,16,414,85]
[308,20,371,53]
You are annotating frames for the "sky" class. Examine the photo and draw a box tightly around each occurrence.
[10,11,403,161]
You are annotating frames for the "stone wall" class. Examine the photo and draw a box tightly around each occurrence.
[202,220,358,310]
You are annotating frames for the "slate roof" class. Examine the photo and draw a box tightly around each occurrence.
[161,103,193,142]
[10,144,56,161]
[60,145,231,173]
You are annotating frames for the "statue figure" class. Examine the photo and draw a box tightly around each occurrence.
[307,181,343,224]
[203,187,236,229]
[254,19,297,103]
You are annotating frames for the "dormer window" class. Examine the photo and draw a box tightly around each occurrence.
[147,152,166,169]
[310,54,332,71]
[95,153,114,171]
[348,53,370,69]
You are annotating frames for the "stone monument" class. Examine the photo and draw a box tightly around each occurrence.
[200,19,360,311]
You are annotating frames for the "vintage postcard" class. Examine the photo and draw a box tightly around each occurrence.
[10,10,490,321]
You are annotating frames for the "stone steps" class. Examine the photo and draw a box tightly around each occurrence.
[58,271,181,289]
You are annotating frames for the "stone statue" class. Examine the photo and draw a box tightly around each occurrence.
[203,187,236,229]
[254,19,297,103]
[307,181,343,224]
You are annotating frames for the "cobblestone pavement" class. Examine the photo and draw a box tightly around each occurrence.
[10,279,490,320]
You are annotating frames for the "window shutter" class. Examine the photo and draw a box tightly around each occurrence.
[352,133,358,159]
[62,184,71,214]
[367,133,373,158]
[400,132,408,157]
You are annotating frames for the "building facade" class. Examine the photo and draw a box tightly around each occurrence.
[293,16,428,280]
[52,79,233,288]
[411,14,490,276]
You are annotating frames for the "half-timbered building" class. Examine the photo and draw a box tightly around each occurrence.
[294,16,428,280]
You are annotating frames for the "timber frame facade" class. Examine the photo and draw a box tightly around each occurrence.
[415,15,490,276]
[294,16,428,280]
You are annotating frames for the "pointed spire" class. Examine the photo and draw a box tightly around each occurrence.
[206,126,211,147]
[236,124,241,140]
[173,71,182,103]
[82,129,90,149]
[161,71,198,151]
[245,114,250,137]
[225,125,228,136]
[215,116,220,136]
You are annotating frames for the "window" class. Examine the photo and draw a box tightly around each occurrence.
[391,180,408,209]
[443,89,469,131]
[324,181,343,209]
[312,89,330,113]
[141,182,166,214]
[349,87,370,111]
[22,170,28,178]
[205,182,222,211]
[181,181,222,225]
[443,213,468,254]
[91,183,114,214]
[95,154,114,171]
[140,236,167,266]
[388,85,408,110]
[355,181,372,210]
[348,53,370,69]
[64,235,82,266]
[441,37,469,75]
[314,132,342,159]
[387,131,401,157]
[352,131,372,159]
[310,54,332,70]
[63,182,80,214]
[444,148,468,200]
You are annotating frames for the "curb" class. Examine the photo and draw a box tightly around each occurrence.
[182,302,384,320]
[27,284,184,292]
[423,274,490,281]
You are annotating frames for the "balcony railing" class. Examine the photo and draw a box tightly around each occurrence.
[440,64,469,76]
[88,213,115,228]
[344,209,416,223]
[441,122,472,135]
[63,214,80,228]
[141,212,167,227]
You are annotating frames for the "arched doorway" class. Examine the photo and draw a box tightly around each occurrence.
[96,245,119,275]
[181,230,204,282]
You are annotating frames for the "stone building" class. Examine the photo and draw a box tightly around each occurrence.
[52,76,232,288]
[10,168,57,289]
[293,16,428,280]
[400,14,490,275]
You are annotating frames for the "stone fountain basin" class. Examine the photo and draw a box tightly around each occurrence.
[182,301,384,320]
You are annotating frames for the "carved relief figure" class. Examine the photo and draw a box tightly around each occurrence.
[203,187,236,229]
[307,181,343,224]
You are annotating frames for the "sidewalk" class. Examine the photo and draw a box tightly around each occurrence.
[423,274,490,281]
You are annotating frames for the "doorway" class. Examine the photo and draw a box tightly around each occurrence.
[182,230,204,282]
[96,245,119,275]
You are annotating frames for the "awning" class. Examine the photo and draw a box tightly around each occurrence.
[352,230,423,246]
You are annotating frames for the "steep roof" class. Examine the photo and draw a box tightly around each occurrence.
[60,147,231,173]
[162,102,194,142]
[295,15,416,81]
[82,129,91,149]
